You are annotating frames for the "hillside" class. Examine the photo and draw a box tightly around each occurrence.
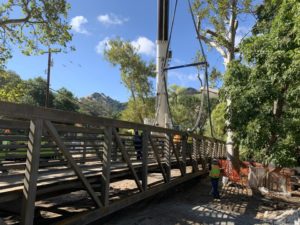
[79,92,126,118]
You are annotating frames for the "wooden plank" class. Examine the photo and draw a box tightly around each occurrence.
[112,128,143,192]
[101,127,112,206]
[57,171,206,225]
[21,119,43,225]
[0,119,29,130]
[141,131,148,191]
[0,101,174,134]
[44,120,103,208]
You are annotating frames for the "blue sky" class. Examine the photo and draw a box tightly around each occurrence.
[6,0,256,102]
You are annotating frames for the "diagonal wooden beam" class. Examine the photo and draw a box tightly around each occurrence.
[164,134,171,182]
[112,128,143,192]
[148,134,168,183]
[170,138,185,176]
[21,119,43,225]
[44,120,103,208]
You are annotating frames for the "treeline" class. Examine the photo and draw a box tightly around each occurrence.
[0,70,125,117]
[0,70,217,135]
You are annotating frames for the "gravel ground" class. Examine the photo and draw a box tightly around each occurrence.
[95,177,299,225]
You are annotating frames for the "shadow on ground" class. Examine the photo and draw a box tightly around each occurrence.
[95,177,273,225]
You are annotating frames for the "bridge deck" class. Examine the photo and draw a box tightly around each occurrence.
[0,101,226,225]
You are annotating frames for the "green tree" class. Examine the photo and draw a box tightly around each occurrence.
[0,70,26,102]
[168,85,218,131]
[120,98,155,123]
[225,0,300,166]
[22,77,54,107]
[0,0,72,67]
[193,0,254,166]
[104,38,155,123]
[204,102,226,140]
[53,87,79,112]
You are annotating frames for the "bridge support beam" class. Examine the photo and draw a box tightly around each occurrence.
[21,119,43,225]
[101,127,112,206]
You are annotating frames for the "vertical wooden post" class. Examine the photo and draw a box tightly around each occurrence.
[101,127,112,206]
[164,134,171,182]
[202,139,207,171]
[21,119,43,225]
[192,137,199,172]
[142,131,148,191]
[216,141,221,159]
[181,135,187,175]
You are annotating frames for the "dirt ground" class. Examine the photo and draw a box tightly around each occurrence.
[95,176,299,225]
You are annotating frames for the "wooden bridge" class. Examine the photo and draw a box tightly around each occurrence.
[0,101,226,225]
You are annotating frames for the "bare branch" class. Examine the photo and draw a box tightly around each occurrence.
[197,34,228,58]
[0,14,31,26]
[206,29,231,49]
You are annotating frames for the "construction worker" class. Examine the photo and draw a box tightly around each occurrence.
[133,130,142,160]
[209,158,221,199]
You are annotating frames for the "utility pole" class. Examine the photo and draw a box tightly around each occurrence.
[155,0,172,128]
[45,48,52,108]
[43,48,61,108]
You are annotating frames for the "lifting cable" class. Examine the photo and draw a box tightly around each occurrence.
[187,0,214,137]
[155,0,215,138]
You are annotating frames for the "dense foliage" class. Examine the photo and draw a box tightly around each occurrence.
[224,0,300,166]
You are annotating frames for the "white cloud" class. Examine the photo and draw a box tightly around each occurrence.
[169,71,202,86]
[131,37,155,57]
[97,13,128,26]
[70,16,89,34]
[235,26,251,47]
[95,36,155,57]
[95,37,111,55]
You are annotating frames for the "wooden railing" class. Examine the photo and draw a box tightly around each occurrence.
[0,101,226,225]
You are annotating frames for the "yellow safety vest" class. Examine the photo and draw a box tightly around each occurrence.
[209,165,220,178]
[187,136,193,144]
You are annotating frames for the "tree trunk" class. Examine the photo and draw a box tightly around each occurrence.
[130,88,144,124]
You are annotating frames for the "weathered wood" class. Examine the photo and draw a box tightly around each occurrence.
[181,135,187,175]
[0,101,174,134]
[44,120,103,208]
[164,135,171,182]
[21,119,43,225]
[191,138,199,172]
[101,127,112,206]
[112,128,143,192]
[56,171,206,225]
[170,137,185,176]
[141,131,148,191]
[148,134,168,183]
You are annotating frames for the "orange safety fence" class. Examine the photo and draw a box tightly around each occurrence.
[218,159,263,185]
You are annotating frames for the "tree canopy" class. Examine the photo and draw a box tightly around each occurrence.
[0,0,72,67]
[224,0,300,166]
[104,38,156,123]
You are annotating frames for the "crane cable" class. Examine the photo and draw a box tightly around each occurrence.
[187,0,214,137]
